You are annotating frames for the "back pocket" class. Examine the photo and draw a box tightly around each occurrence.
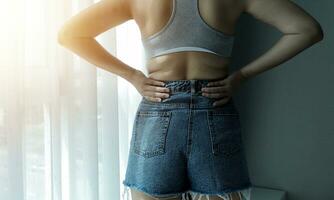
[207,110,242,157]
[133,111,172,158]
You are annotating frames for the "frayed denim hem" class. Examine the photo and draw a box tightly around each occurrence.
[122,183,191,200]
[188,187,252,200]
[122,182,252,200]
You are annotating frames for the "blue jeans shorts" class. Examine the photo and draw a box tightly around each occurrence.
[122,79,253,200]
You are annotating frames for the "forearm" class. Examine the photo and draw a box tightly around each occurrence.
[58,37,138,82]
[238,32,323,80]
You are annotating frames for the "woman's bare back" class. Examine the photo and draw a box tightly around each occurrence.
[58,0,323,102]
[129,0,245,81]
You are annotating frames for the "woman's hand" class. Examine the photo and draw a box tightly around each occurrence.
[201,70,247,107]
[130,70,170,102]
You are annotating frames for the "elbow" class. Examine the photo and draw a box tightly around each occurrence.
[57,28,69,46]
[309,25,324,43]
[304,22,324,44]
[57,27,94,46]
[57,25,75,46]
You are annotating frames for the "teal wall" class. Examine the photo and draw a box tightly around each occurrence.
[231,1,333,200]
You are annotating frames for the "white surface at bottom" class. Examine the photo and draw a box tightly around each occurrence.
[250,186,286,200]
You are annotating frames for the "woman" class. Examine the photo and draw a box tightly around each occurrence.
[58,0,323,199]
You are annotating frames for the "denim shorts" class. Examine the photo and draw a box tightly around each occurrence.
[122,79,253,200]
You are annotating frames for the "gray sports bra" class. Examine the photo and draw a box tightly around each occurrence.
[141,0,235,60]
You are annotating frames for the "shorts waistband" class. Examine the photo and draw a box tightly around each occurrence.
[163,79,222,95]
[139,78,236,109]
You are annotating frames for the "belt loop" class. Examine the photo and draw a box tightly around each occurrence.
[190,80,195,94]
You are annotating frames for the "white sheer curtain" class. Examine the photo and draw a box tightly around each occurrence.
[0,0,145,200]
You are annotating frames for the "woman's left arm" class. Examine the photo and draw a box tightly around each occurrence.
[237,0,324,80]
[203,0,324,107]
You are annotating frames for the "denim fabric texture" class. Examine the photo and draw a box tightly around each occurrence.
[122,79,252,200]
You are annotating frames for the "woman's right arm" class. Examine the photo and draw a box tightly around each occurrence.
[58,0,170,102]
[238,0,324,80]
[58,0,137,81]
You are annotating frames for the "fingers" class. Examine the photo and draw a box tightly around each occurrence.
[202,87,231,106]
[202,92,229,99]
[201,85,230,99]
[144,96,165,102]
[201,85,228,93]
[202,79,231,107]
[212,97,230,107]
[146,78,166,87]
[143,78,170,102]
[145,85,170,93]
[206,79,227,87]
[143,90,170,102]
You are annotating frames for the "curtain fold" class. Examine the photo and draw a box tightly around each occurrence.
[0,0,145,200]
